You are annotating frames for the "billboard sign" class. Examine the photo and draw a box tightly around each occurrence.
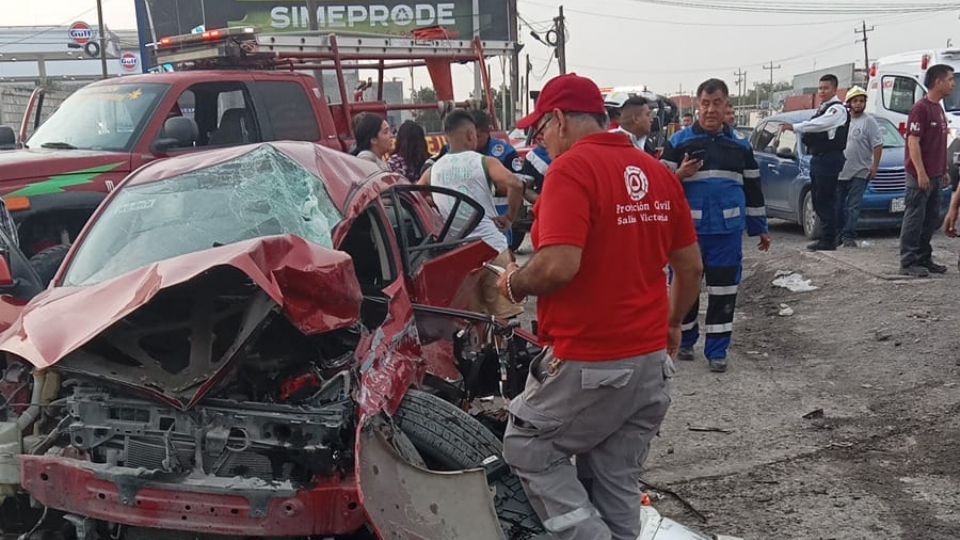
[142,0,515,41]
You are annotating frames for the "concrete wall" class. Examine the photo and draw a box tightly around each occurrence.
[0,84,76,138]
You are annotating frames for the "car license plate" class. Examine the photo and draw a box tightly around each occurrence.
[890,197,906,213]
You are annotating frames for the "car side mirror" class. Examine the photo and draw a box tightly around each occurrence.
[152,117,198,154]
[0,252,15,288]
[0,126,16,150]
[776,147,797,160]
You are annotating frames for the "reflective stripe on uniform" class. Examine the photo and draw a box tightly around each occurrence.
[527,150,550,175]
[684,170,744,183]
[706,285,739,295]
[746,206,767,216]
[543,506,601,533]
[681,321,698,331]
[691,209,703,219]
[743,168,761,179]
[722,207,741,219]
[704,323,734,334]
[662,160,679,171]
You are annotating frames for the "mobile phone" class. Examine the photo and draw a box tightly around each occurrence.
[687,149,706,161]
[483,263,506,276]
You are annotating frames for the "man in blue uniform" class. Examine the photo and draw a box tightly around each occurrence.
[472,111,524,245]
[661,78,772,373]
[519,143,552,201]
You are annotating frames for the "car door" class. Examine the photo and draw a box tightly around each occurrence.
[877,73,926,134]
[752,121,789,212]
[381,184,491,309]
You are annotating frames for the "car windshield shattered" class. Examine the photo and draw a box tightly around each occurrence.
[63,145,342,286]
[27,83,167,152]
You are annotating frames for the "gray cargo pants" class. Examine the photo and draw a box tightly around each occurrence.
[502,348,674,540]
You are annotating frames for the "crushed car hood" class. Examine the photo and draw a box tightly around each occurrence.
[0,235,362,409]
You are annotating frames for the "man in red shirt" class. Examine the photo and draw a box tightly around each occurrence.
[496,73,703,540]
[901,63,955,277]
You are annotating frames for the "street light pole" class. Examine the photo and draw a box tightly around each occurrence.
[96,0,108,79]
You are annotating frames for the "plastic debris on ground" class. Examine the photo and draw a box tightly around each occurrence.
[772,271,818,292]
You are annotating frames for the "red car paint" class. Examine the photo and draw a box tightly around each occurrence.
[2,71,349,254]
[1,141,513,537]
[21,457,367,537]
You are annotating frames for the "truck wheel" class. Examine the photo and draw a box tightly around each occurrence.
[800,190,822,240]
[29,244,70,287]
[509,230,526,252]
[395,390,544,539]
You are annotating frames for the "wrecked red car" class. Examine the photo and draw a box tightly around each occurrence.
[0,141,543,539]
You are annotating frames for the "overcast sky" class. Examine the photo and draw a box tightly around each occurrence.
[6,0,960,99]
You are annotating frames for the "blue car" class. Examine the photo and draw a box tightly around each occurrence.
[751,110,953,238]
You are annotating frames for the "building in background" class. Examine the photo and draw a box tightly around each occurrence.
[791,63,862,94]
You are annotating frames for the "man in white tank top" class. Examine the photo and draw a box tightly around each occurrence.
[419,109,524,318]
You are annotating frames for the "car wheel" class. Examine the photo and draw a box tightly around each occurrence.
[395,390,544,539]
[801,190,822,240]
[28,244,70,288]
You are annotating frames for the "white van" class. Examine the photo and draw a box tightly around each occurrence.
[866,48,960,178]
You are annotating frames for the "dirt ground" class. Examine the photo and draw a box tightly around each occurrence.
[517,221,960,540]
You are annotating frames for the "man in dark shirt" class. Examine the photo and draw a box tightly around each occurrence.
[900,64,955,277]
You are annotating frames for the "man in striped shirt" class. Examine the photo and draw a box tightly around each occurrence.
[661,78,771,373]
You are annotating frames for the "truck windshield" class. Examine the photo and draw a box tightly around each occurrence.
[876,117,906,147]
[62,145,343,287]
[27,83,167,152]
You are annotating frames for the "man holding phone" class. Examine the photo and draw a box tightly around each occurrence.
[661,78,771,373]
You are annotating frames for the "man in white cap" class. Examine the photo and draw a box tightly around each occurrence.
[836,86,883,248]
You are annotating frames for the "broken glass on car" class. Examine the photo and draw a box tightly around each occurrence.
[63,145,342,286]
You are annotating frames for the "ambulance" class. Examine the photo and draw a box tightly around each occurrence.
[866,48,960,178]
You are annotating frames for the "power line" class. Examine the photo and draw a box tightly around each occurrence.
[0,2,114,47]
[520,0,892,27]
[619,0,960,15]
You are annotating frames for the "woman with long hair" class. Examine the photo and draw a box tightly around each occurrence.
[352,112,391,170]
[387,121,429,182]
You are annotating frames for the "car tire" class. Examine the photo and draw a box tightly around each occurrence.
[28,244,70,287]
[509,230,526,252]
[801,190,822,240]
[395,389,544,539]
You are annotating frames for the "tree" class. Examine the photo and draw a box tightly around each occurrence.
[412,87,442,133]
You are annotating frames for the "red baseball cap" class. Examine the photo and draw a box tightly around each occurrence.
[516,73,606,129]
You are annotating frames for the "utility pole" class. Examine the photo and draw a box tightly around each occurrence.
[855,20,875,73]
[554,6,567,75]
[96,0,108,79]
[510,0,521,126]
[763,61,781,111]
[524,54,532,116]
[734,68,746,107]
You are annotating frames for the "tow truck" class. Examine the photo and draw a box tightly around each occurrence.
[0,26,512,258]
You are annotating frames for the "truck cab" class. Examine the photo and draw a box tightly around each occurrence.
[1,27,512,257]
[3,70,344,255]
[866,49,960,179]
